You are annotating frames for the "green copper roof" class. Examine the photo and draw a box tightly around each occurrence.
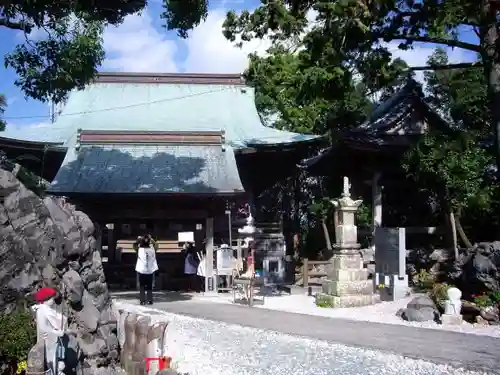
[48,144,244,194]
[2,73,317,149]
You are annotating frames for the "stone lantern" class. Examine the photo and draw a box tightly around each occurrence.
[316,177,377,308]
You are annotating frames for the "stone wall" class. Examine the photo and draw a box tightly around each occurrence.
[0,167,119,373]
[115,307,175,375]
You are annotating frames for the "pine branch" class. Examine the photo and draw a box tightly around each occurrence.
[0,18,31,32]
[408,62,483,71]
[389,34,482,53]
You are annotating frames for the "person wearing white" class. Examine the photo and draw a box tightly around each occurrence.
[183,242,201,291]
[135,235,159,305]
[31,288,67,375]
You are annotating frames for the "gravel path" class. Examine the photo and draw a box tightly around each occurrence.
[114,301,496,375]
[142,291,500,337]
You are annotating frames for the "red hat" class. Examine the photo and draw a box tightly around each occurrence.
[34,287,57,303]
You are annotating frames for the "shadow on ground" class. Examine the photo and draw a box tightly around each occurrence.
[111,291,194,303]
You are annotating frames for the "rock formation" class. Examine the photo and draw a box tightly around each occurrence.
[0,167,120,373]
[449,241,500,297]
[396,295,440,323]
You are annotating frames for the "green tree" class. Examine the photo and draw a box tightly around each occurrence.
[425,48,489,137]
[220,1,500,173]
[1,0,146,103]
[237,8,409,136]
[402,49,494,254]
[402,131,491,256]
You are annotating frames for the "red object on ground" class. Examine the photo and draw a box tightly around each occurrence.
[34,287,57,303]
[145,357,171,372]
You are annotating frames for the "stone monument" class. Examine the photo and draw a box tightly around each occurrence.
[373,227,409,301]
[315,177,376,307]
[441,287,463,325]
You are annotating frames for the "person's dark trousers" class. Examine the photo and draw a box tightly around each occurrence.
[138,272,154,304]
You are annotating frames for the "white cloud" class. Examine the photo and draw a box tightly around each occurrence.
[100,7,476,81]
[5,121,51,132]
[102,11,178,72]
[181,10,271,73]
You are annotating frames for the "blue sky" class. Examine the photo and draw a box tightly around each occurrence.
[1,0,477,130]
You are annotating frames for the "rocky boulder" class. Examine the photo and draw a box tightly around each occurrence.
[397,295,439,323]
[0,167,119,373]
[449,242,500,298]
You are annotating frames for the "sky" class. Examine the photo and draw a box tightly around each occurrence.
[0,0,478,131]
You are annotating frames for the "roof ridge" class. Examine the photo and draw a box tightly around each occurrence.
[95,72,245,85]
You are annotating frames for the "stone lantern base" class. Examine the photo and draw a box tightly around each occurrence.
[315,247,378,308]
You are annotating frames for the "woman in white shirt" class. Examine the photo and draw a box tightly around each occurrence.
[135,235,159,305]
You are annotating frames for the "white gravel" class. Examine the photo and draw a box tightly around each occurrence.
[114,301,495,375]
[187,292,500,338]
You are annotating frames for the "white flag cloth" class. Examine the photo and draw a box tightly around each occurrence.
[197,252,206,277]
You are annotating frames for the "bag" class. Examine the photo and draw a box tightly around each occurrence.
[197,257,206,277]
[187,253,199,268]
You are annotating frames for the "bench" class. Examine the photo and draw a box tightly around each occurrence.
[116,239,182,253]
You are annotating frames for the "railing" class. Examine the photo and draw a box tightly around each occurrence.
[116,239,182,253]
[300,258,330,289]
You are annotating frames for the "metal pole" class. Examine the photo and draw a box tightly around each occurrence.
[228,210,232,249]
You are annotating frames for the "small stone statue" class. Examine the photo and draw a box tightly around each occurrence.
[444,287,462,315]
[31,287,67,375]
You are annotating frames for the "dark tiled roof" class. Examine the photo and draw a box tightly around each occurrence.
[302,79,451,171]
[47,144,244,195]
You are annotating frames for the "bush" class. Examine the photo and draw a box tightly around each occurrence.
[473,294,493,308]
[0,308,36,374]
[428,282,449,310]
[490,291,500,304]
[413,269,436,291]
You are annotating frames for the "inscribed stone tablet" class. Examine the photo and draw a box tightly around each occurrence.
[374,227,406,277]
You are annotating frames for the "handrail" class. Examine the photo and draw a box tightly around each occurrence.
[300,258,330,289]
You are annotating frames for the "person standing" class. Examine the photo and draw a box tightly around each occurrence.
[183,242,200,292]
[135,235,159,305]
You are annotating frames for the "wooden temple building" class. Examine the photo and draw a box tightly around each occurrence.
[303,78,451,241]
[0,72,319,290]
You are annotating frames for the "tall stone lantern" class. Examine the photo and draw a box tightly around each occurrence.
[315,177,377,308]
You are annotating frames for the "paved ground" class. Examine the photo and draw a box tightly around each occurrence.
[145,299,500,373]
[115,300,496,375]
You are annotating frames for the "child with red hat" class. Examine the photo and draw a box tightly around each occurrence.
[34,287,57,304]
[31,287,67,375]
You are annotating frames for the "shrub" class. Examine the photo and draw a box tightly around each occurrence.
[429,282,450,308]
[315,295,334,308]
[489,291,500,304]
[473,294,493,308]
[0,308,36,371]
[413,269,436,291]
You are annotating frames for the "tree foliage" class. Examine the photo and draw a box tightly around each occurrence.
[1,0,147,103]
[220,0,500,170]
[402,131,491,215]
[402,48,495,247]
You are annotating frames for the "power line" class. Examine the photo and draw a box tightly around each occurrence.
[4,87,232,121]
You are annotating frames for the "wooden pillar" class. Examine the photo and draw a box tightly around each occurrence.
[95,223,103,257]
[106,223,116,260]
[204,217,215,294]
[371,172,382,252]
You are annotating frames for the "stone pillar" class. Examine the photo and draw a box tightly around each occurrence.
[371,172,382,254]
[316,177,377,308]
[204,217,215,294]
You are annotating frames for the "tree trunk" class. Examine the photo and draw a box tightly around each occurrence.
[481,6,500,177]
[321,219,333,251]
[454,211,473,248]
[448,209,459,260]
